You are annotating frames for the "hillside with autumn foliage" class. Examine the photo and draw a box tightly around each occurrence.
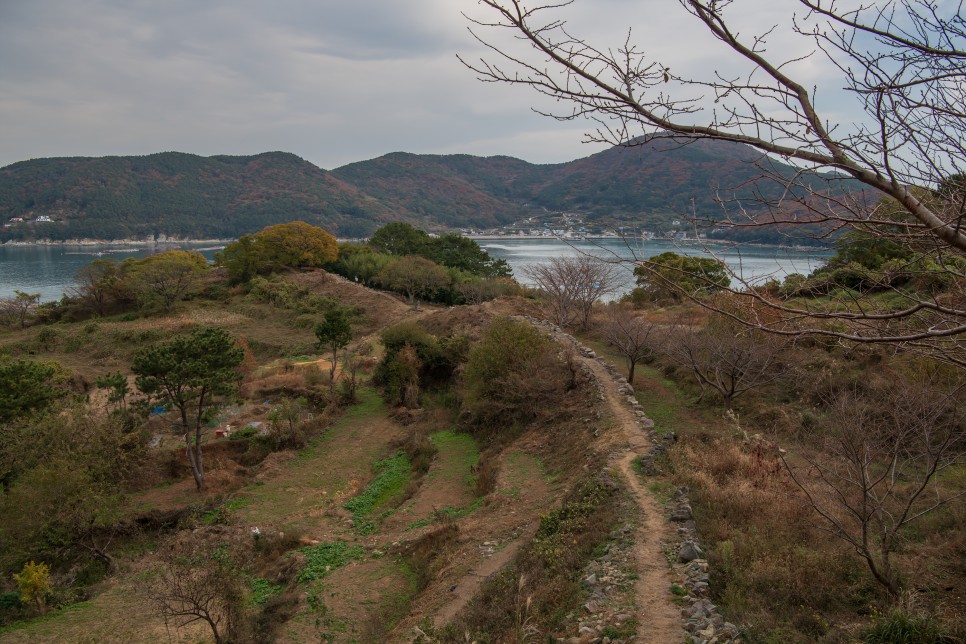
[1,139,865,243]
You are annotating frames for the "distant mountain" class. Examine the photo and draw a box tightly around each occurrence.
[0,139,869,243]
[334,138,866,243]
[0,151,398,242]
[330,152,549,229]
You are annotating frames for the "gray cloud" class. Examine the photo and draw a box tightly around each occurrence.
[0,0,866,170]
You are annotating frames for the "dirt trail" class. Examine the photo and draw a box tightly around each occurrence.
[580,355,684,642]
[432,535,528,626]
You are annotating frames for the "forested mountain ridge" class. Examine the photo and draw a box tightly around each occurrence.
[337,138,866,243]
[0,151,398,241]
[0,140,865,243]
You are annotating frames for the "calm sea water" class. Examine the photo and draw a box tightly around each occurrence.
[0,238,831,302]
[0,244,224,302]
[479,237,831,296]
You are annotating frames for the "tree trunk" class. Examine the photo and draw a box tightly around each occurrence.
[863,551,900,597]
[329,347,338,389]
[186,430,204,491]
[627,359,637,384]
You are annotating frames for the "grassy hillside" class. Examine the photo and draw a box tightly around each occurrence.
[0,267,962,642]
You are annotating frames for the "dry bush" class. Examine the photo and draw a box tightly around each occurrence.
[400,524,459,592]
[146,534,254,644]
[671,436,875,633]
[301,363,327,388]
[782,373,966,597]
[472,450,500,497]
[523,256,620,330]
[250,370,307,398]
[598,302,655,382]
[655,313,787,409]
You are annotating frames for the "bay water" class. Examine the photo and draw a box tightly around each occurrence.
[0,243,224,302]
[0,238,830,302]
[479,237,830,296]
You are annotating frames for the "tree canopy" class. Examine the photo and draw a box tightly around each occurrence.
[0,359,64,424]
[376,256,452,308]
[315,307,353,384]
[632,252,730,304]
[123,250,209,311]
[217,221,338,282]
[369,223,511,278]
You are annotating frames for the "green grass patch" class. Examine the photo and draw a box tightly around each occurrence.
[344,452,413,518]
[429,431,480,489]
[865,606,950,643]
[296,541,366,583]
[0,601,93,634]
[501,451,556,496]
[236,387,390,529]
[405,498,485,530]
[634,365,690,436]
[200,496,253,525]
[248,577,282,606]
[646,479,675,502]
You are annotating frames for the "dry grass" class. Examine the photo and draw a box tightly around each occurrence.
[674,436,892,640]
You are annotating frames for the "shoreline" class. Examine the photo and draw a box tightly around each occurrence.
[0,238,234,247]
[0,235,830,254]
[469,234,830,253]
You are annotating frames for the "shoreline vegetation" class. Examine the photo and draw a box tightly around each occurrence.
[0,238,234,247]
[1,235,830,253]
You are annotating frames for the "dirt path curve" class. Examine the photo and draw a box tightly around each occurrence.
[579,355,684,643]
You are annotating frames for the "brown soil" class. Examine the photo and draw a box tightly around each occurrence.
[564,337,685,642]
[389,443,557,640]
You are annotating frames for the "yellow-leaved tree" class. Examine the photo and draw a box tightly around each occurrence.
[217,221,338,282]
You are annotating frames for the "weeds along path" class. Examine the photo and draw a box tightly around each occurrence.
[573,349,684,642]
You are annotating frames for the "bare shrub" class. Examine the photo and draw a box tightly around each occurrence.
[523,256,620,330]
[147,540,252,644]
[657,313,786,409]
[781,372,966,596]
[599,303,655,383]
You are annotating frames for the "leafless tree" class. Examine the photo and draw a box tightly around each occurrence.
[69,259,119,316]
[658,313,786,408]
[524,256,620,329]
[462,0,966,363]
[781,374,966,596]
[599,303,655,383]
[148,540,249,644]
[0,290,40,328]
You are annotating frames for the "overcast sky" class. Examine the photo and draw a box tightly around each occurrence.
[0,0,885,170]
